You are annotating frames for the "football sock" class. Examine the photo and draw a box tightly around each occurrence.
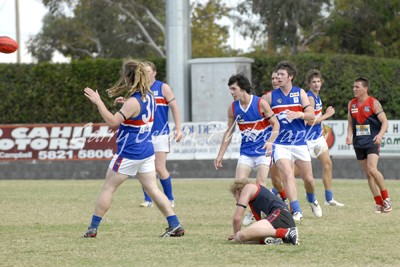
[374,195,384,206]
[381,189,389,200]
[290,200,301,213]
[167,215,180,228]
[306,192,316,203]
[275,228,289,239]
[90,214,102,229]
[160,176,174,200]
[325,190,333,202]
[142,187,152,202]
[271,188,279,196]
[278,189,287,200]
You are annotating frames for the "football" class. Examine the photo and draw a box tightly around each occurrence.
[323,124,335,149]
[0,36,18,54]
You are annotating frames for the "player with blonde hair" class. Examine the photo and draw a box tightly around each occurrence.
[83,60,184,238]
[229,179,298,245]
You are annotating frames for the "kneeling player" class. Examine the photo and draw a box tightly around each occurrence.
[228,179,298,245]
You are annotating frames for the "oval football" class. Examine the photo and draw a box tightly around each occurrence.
[0,36,19,54]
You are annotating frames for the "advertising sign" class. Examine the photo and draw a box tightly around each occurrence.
[1,121,399,161]
[0,123,117,161]
[322,120,400,157]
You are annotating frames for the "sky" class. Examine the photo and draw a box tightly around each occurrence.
[0,0,251,64]
[0,0,47,63]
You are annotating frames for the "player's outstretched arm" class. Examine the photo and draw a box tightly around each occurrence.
[215,106,236,170]
[84,87,138,128]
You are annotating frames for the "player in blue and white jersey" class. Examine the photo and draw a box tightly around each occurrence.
[263,72,288,203]
[214,74,279,187]
[304,69,343,207]
[83,60,184,238]
[114,62,183,208]
[214,74,280,226]
[264,61,322,221]
[138,61,183,208]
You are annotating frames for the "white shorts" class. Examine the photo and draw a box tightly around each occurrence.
[151,134,170,152]
[273,144,311,162]
[306,136,329,158]
[237,155,272,170]
[109,154,155,176]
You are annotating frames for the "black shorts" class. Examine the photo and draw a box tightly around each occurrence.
[266,208,296,229]
[354,146,380,160]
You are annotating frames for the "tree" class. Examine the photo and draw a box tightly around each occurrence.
[315,0,400,58]
[28,0,235,62]
[191,0,235,57]
[28,0,168,61]
[234,0,332,55]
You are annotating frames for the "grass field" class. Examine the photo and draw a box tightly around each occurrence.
[0,178,399,267]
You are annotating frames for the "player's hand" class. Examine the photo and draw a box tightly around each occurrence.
[214,156,223,170]
[286,110,296,119]
[345,136,353,145]
[263,142,273,156]
[174,130,183,142]
[114,96,126,105]
[286,110,303,120]
[326,106,335,117]
[373,134,383,145]
[228,235,235,241]
[84,87,102,105]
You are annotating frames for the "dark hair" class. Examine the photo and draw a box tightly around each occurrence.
[306,69,323,84]
[275,61,298,82]
[228,74,252,94]
[354,77,369,89]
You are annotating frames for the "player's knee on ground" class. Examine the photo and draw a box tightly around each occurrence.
[237,231,248,242]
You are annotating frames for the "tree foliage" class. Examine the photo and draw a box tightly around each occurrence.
[26,0,400,60]
[28,0,234,62]
[234,0,331,54]
[235,0,399,59]
[191,0,235,57]
[28,0,168,61]
[314,0,400,58]
[1,54,399,123]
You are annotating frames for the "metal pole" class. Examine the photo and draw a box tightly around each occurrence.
[166,0,191,121]
[15,0,21,63]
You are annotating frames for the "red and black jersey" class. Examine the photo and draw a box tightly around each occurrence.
[349,96,382,148]
[248,184,289,221]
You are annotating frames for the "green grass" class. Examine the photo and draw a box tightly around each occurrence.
[0,178,399,267]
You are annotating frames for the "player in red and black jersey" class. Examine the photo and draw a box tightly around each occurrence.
[228,179,298,245]
[346,77,392,213]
